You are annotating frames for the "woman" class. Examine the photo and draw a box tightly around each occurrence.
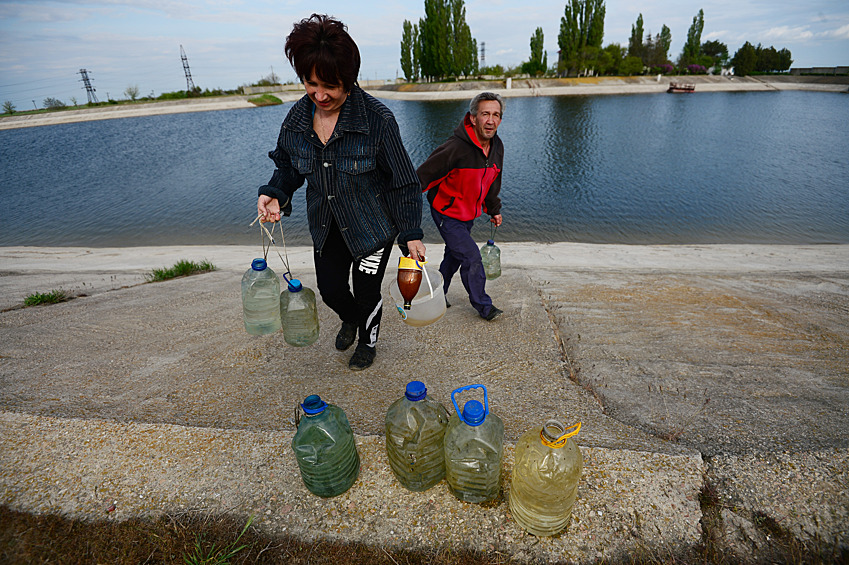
[257,14,425,371]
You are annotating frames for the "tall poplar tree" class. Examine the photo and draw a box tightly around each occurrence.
[557,0,606,75]
[400,20,416,81]
[450,0,477,76]
[412,0,477,81]
[628,14,644,60]
[680,9,704,66]
[523,27,548,75]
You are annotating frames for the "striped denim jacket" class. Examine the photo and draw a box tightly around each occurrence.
[258,86,423,260]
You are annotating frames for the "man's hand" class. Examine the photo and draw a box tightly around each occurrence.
[258,195,281,222]
[490,214,503,227]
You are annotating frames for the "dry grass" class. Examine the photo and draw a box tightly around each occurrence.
[0,506,519,565]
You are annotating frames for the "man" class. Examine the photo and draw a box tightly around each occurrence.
[416,92,504,321]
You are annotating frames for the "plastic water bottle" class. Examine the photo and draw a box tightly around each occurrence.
[509,420,583,536]
[279,278,319,346]
[480,240,501,280]
[385,381,449,492]
[292,395,360,498]
[444,384,504,503]
[241,258,282,335]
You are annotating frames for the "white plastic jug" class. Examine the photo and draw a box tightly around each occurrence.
[389,264,446,327]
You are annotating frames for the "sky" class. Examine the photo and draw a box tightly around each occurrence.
[1,0,847,110]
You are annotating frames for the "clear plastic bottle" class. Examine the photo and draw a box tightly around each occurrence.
[444,384,504,503]
[241,258,282,335]
[292,395,360,498]
[480,240,501,280]
[509,420,583,536]
[279,278,319,346]
[385,381,450,492]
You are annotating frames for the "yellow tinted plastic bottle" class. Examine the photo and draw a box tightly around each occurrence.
[509,420,583,536]
[385,381,449,491]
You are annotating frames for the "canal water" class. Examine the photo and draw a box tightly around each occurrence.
[1,90,847,247]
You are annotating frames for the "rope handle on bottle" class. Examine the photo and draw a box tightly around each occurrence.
[540,421,581,448]
[250,214,294,285]
[490,221,497,242]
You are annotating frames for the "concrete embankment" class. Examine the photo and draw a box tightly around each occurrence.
[2,75,846,130]
[1,243,847,562]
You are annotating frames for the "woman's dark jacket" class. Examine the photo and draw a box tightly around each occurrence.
[258,86,423,259]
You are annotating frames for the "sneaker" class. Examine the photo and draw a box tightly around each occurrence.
[483,306,503,321]
[335,321,357,351]
[348,343,376,371]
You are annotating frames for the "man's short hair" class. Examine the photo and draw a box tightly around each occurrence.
[470,92,504,116]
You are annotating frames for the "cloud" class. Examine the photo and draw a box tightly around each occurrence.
[826,23,849,39]
[762,25,815,42]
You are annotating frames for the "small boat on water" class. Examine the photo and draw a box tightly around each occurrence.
[668,82,696,93]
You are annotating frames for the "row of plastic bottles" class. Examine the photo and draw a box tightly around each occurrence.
[241,258,319,346]
[292,382,583,537]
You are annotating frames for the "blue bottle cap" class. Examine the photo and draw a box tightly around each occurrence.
[287,279,303,292]
[301,394,327,415]
[251,258,267,271]
[405,380,427,401]
[487,239,495,246]
[462,400,485,426]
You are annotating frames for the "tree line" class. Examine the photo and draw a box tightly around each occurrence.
[399,0,793,81]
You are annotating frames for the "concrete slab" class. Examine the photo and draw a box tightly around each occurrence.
[1,243,847,561]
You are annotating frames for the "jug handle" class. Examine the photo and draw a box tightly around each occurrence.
[451,384,489,424]
[417,260,435,300]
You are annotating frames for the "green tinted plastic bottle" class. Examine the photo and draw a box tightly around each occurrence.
[385,381,449,491]
[509,420,583,536]
[443,385,504,503]
[292,395,360,497]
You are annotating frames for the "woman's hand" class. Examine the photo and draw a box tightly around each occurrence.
[258,195,281,222]
[406,240,426,262]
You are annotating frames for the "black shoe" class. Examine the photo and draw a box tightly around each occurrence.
[445,296,451,308]
[483,306,503,321]
[335,322,357,351]
[348,344,375,371]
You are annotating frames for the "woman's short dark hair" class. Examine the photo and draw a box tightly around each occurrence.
[284,14,360,92]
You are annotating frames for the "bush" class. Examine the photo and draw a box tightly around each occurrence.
[145,259,216,282]
[247,94,283,107]
[24,289,68,307]
[620,56,644,76]
[43,97,66,110]
[687,64,707,74]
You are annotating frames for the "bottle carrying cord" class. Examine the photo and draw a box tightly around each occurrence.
[539,420,581,448]
[250,214,296,288]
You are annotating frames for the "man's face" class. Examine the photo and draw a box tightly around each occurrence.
[469,100,502,143]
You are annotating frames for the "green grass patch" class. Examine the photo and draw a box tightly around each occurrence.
[145,259,216,283]
[23,289,68,307]
[247,94,283,106]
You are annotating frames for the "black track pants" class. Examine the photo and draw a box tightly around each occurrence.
[314,221,392,348]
